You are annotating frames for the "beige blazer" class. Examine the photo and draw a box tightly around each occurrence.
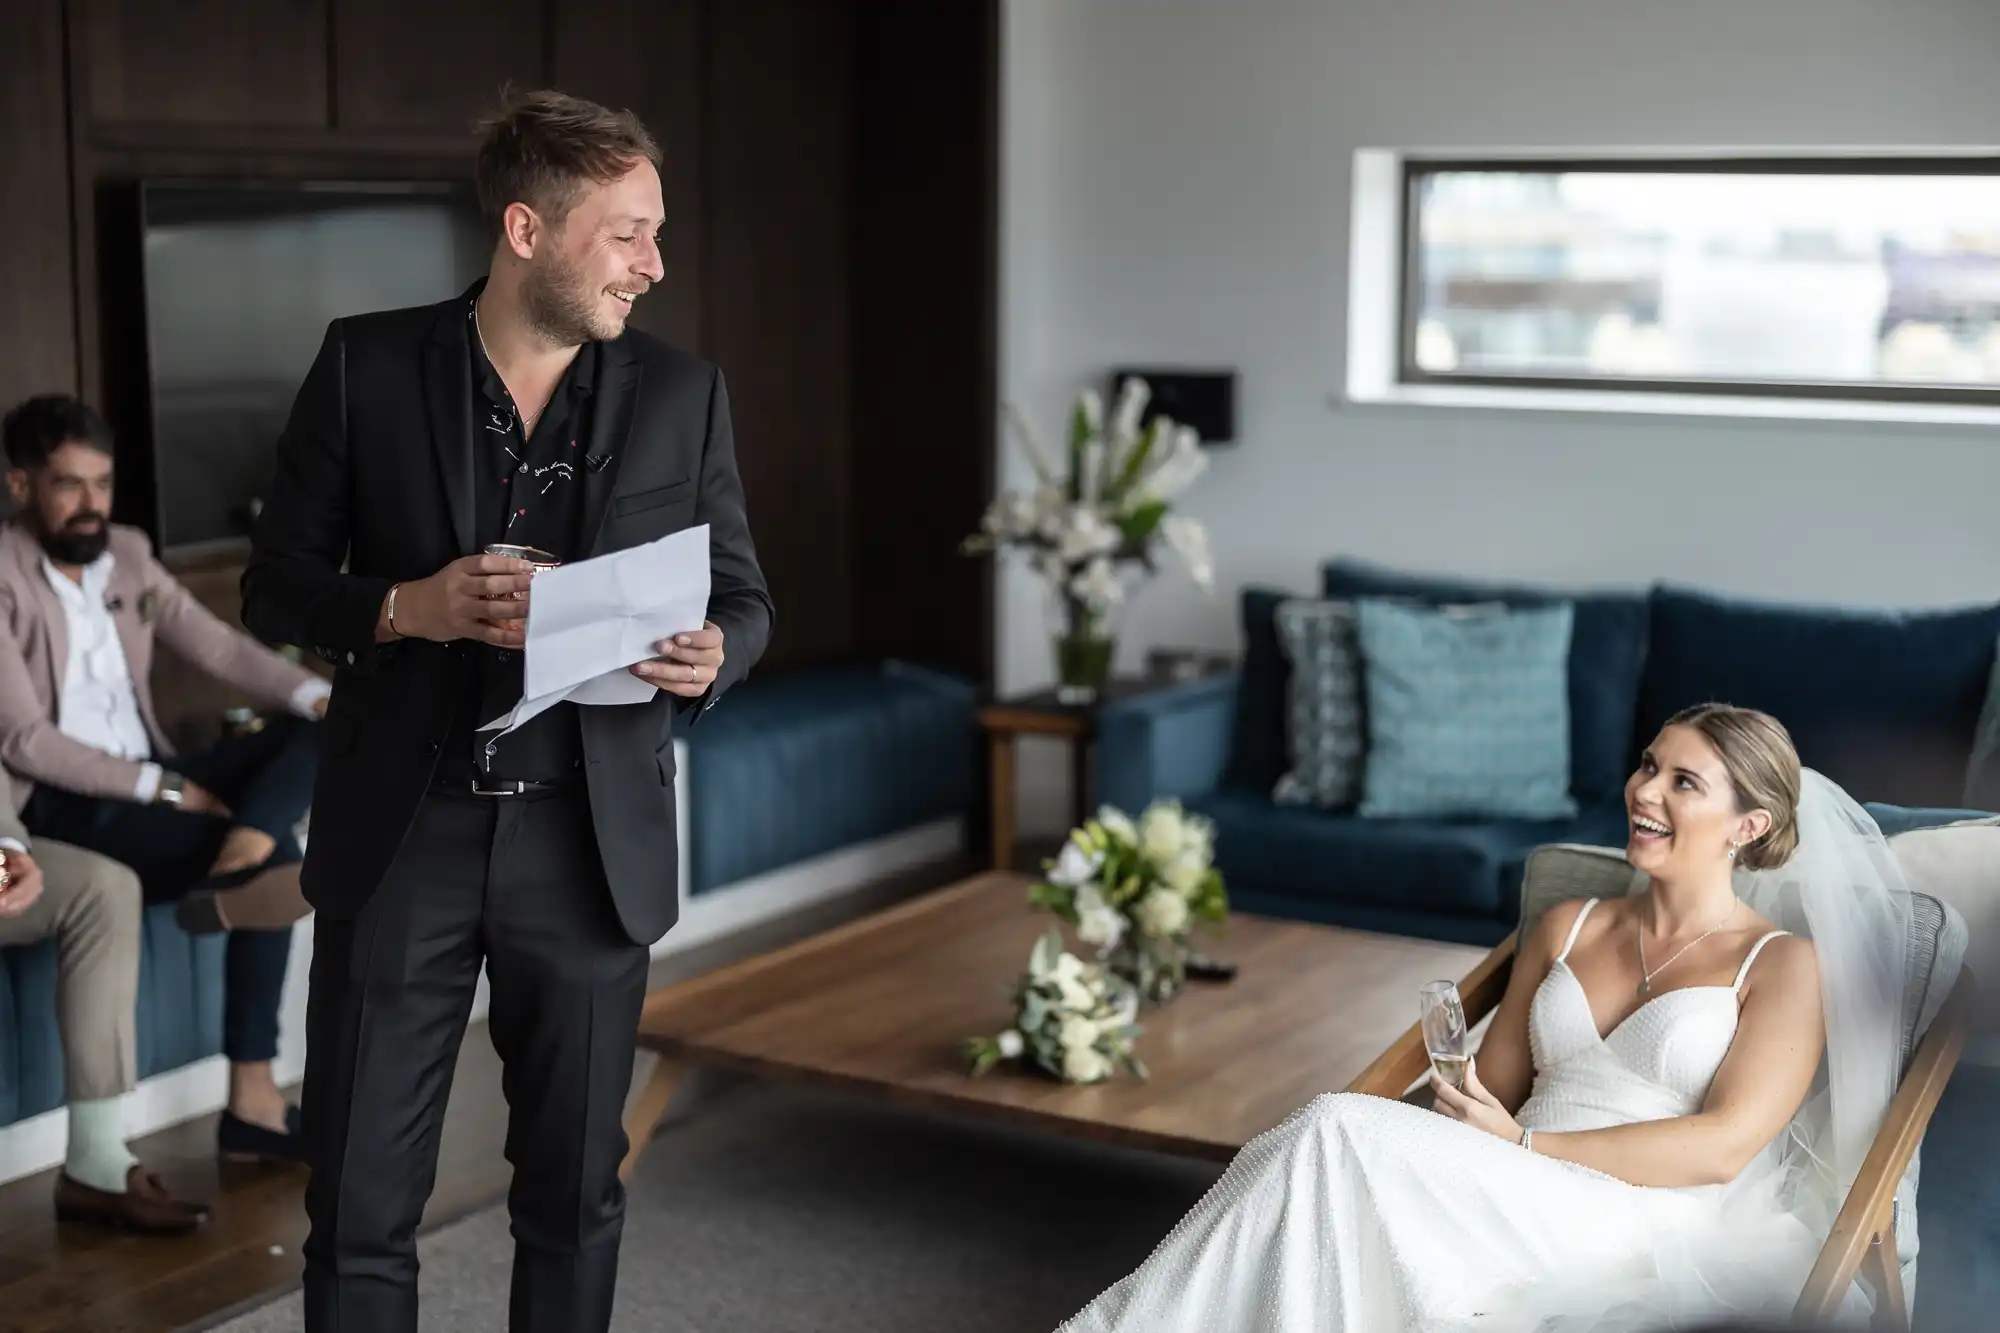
[0,521,319,812]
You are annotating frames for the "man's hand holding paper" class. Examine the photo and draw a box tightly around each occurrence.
[481,524,712,736]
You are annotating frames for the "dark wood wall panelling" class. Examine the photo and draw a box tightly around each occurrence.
[852,0,1000,680]
[706,2,857,669]
[0,0,995,690]
[0,0,79,412]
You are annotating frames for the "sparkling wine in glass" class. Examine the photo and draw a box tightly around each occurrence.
[1419,980,1468,1091]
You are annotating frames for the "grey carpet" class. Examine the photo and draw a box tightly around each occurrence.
[206,1073,1221,1332]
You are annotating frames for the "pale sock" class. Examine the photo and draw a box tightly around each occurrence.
[65,1098,139,1194]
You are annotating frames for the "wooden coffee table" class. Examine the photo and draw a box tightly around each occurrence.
[619,872,1489,1179]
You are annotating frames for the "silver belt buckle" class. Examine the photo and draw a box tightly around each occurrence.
[470,776,530,798]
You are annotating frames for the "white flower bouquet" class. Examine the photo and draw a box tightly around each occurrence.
[962,378,1215,702]
[964,930,1147,1084]
[1029,798,1228,1005]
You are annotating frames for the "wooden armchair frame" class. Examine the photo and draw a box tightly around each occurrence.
[1343,934,1976,1332]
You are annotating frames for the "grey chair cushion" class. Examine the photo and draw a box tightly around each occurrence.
[1514,841,1971,1288]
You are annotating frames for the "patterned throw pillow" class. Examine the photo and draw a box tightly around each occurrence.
[1355,598,1579,821]
[1271,598,1365,809]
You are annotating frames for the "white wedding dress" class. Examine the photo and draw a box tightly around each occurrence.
[1058,899,1826,1332]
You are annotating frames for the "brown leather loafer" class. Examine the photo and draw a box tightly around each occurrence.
[54,1165,213,1235]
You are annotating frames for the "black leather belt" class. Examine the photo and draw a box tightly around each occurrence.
[432,772,576,799]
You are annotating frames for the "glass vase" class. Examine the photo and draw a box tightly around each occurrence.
[1105,932,1191,1006]
[1047,588,1120,705]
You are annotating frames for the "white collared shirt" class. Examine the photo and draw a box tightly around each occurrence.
[43,553,160,800]
[40,552,331,802]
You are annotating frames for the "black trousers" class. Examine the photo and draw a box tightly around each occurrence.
[23,714,320,1063]
[300,786,650,1333]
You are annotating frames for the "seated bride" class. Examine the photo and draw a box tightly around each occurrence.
[1059,703,1913,1332]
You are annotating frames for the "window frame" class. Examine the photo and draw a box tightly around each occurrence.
[1395,152,2000,409]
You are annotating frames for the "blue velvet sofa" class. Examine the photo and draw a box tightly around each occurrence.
[2,658,981,1139]
[671,659,982,897]
[1098,558,2000,947]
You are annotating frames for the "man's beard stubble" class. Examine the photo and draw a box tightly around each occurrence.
[521,251,616,347]
[37,513,109,566]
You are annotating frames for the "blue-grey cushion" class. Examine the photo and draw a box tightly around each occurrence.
[1272,598,1365,809]
[1186,788,1629,920]
[1636,586,2000,809]
[1222,586,1298,796]
[1355,599,1579,820]
[673,661,979,896]
[1322,558,1648,806]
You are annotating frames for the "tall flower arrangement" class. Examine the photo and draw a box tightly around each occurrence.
[1029,799,1227,1005]
[962,377,1214,702]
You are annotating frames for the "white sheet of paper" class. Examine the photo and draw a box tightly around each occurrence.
[479,524,712,736]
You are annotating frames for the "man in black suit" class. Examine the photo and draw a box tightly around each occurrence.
[241,89,772,1333]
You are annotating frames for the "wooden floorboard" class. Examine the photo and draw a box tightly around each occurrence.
[0,850,980,1333]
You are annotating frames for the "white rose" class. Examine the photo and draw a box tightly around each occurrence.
[1056,975,1096,1011]
[1050,955,1096,1010]
[1075,885,1126,950]
[1047,838,1101,889]
[1162,852,1205,896]
[1139,804,1185,864]
[1058,1014,1100,1053]
[1095,807,1138,846]
[996,1030,1024,1059]
[1135,887,1190,939]
[1063,1044,1112,1084]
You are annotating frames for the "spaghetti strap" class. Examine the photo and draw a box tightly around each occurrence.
[1732,931,1790,991]
[1555,898,1599,964]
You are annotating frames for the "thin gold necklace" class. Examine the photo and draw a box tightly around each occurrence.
[1636,899,1737,999]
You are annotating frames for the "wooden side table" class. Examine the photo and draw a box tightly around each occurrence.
[978,675,1212,871]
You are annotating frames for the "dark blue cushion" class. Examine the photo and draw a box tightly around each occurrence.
[1864,803,1996,838]
[1221,586,1296,797]
[1321,559,1648,806]
[1186,788,1630,920]
[0,947,18,1124]
[1223,886,1518,947]
[1636,587,2000,809]
[676,662,979,896]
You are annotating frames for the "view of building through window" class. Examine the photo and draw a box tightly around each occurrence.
[1407,164,2000,398]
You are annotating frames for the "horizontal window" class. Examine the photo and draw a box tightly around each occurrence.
[1401,157,2000,406]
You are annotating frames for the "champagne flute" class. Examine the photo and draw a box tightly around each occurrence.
[1419,980,1468,1091]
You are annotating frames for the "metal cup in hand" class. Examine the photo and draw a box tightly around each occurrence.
[484,543,559,570]
[483,544,559,600]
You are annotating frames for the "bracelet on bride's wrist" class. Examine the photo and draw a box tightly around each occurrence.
[1520,1127,1534,1153]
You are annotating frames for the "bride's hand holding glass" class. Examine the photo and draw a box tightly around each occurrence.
[1431,1057,1525,1144]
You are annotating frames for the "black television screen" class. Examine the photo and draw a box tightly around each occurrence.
[137,180,490,553]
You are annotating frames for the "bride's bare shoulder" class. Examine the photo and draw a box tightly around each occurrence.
[1521,896,1602,964]
[1740,932,1820,1001]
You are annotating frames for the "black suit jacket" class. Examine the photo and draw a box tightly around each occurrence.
[241,289,773,945]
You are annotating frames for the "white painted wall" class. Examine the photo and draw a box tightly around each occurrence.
[998,0,2000,835]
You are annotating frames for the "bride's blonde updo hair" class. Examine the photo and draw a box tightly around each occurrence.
[1665,703,1802,871]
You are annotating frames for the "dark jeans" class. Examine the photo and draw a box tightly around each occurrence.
[23,714,322,1064]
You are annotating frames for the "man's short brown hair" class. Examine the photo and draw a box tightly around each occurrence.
[473,88,661,236]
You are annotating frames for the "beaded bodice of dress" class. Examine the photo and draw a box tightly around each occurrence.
[1517,898,1788,1135]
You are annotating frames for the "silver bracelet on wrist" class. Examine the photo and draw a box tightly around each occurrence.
[386,583,405,638]
[1520,1127,1534,1153]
